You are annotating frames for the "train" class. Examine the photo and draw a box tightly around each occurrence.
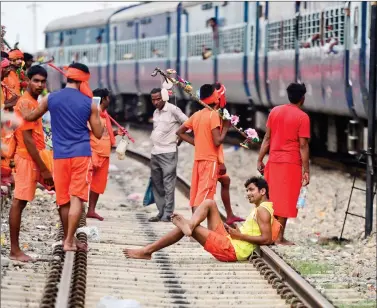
[43,1,376,156]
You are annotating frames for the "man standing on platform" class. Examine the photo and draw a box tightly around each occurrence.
[149,88,188,222]
[257,83,310,245]
[20,63,104,252]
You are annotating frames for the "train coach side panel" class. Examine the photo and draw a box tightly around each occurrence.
[139,60,170,94]
[187,57,214,94]
[218,54,248,104]
[299,48,324,114]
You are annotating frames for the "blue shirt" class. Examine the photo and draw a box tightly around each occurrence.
[48,88,92,159]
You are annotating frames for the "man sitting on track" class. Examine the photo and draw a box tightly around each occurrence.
[124,177,274,262]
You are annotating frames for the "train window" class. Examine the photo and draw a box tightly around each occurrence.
[299,12,321,48]
[140,17,152,25]
[219,24,245,54]
[324,7,345,45]
[353,6,359,45]
[268,21,282,51]
[250,25,254,51]
[201,3,213,10]
[283,19,295,50]
[127,21,134,27]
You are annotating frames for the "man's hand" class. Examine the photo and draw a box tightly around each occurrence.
[116,128,125,136]
[219,163,226,176]
[257,160,265,175]
[223,119,231,129]
[302,171,310,186]
[224,223,243,240]
[41,169,54,187]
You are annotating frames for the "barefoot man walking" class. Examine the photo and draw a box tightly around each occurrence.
[20,63,103,252]
[257,83,310,245]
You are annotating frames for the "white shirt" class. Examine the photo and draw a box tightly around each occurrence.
[150,102,188,155]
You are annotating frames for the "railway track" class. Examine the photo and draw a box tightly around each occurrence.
[0,148,337,308]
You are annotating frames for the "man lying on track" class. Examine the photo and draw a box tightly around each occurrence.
[124,176,274,262]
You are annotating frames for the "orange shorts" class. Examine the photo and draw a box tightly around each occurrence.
[53,156,92,206]
[190,160,219,207]
[13,154,46,202]
[90,152,109,194]
[204,222,237,262]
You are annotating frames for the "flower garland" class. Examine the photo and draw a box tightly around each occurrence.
[159,68,260,149]
[16,66,29,95]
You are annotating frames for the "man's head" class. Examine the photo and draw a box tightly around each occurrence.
[27,65,47,97]
[1,56,11,80]
[286,83,306,107]
[66,62,90,85]
[93,88,110,111]
[200,84,219,107]
[8,49,24,69]
[23,53,34,69]
[150,88,164,110]
[244,176,269,205]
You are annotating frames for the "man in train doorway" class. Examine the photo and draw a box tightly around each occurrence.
[87,88,125,221]
[149,88,188,222]
[257,83,310,245]
[176,84,230,214]
[19,63,104,252]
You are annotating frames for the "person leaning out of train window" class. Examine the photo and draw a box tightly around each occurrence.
[148,88,188,223]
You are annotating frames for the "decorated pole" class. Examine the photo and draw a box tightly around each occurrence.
[151,67,259,149]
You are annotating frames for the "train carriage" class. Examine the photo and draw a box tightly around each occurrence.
[43,1,375,155]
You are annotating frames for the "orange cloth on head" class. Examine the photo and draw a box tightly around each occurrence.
[184,109,222,162]
[90,152,109,194]
[13,154,46,202]
[13,91,45,160]
[204,221,237,262]
[189,160,218,207]
[201,90,219,105]
[4,71,21,96]
[8,50,24,60]
[65,67,93,98]
[53,157,92,206]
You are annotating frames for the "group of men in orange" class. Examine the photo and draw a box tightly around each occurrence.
[1,50,120,261]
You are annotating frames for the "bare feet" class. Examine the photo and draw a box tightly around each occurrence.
[74,238,88,252]
[63,240,77,252]
[275,238,295,246]
[170,213,192,236]
[123,248,152,260]
[87,211,104,221]
[9,251,34,262]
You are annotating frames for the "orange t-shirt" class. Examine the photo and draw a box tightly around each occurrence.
[4,70,21,96]
[14,91,45,160]
[89,117,111,157]
[184,108,222,162]
[267,104,310,166]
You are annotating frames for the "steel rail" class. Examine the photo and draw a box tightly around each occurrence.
[125,148,335,308]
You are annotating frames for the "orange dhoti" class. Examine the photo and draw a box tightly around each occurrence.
[189,160,219,207]
[53,157,92,206]
[90,152,109,194]
[264,162,302,218]
[13,154,47,201]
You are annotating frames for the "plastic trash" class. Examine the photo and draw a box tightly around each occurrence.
[76,226,100,242]
[96,296,141,308]
[296,187,308,209]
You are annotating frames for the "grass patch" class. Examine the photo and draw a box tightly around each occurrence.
[289,260,332,275]
[337,300,377,308]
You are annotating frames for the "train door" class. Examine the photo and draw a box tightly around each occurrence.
[350,1,368,119]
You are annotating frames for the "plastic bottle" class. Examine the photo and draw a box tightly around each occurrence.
[297,187,308,209]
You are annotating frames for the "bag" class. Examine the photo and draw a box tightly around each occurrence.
[143,178,155,206]
[1,132,16,159]
[271,218,282,243]
[116,137,128,160]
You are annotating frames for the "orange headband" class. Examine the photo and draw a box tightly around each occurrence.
[8,50,24,60]
[65,67,93,98]
[201,90,219,105]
